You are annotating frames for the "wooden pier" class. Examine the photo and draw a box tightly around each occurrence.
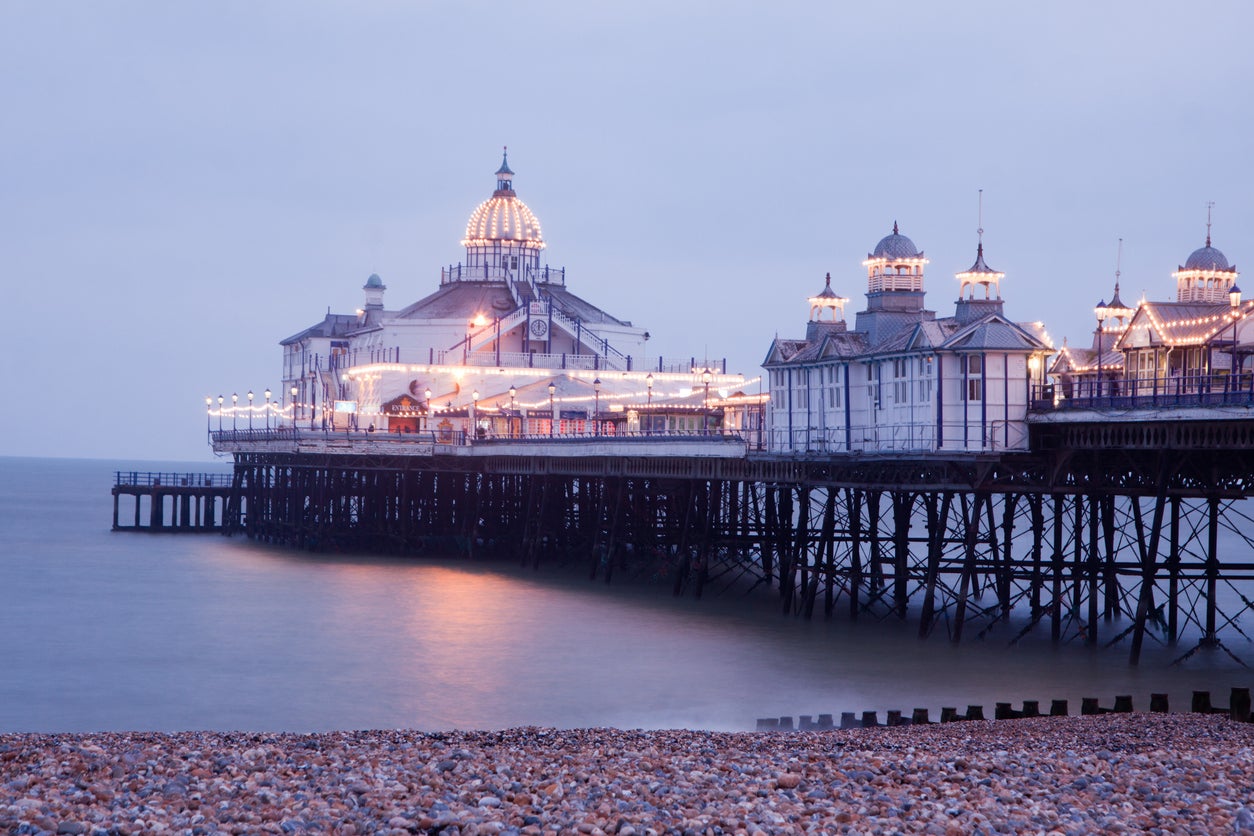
[111,471,235,532]
[199,407,1254,663]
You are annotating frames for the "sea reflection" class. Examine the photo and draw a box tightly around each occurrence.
[0,455,1250,733]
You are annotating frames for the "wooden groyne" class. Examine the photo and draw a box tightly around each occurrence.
[111,471,234,532]
[755,686,1254,731]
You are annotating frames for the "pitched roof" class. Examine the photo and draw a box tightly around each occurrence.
[280,313,360,346]
[393,280,629,327]
[1117,300,1241,348]
[941,314,1050,352]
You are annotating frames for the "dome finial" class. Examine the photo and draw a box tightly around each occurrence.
[495,146,514,178]
[892,220,899,235]
[1114,237,1122,293]
[1206,200,1215,247]
[825,272,831,288]
[977,188,984,246]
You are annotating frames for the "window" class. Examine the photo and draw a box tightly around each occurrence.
[962,355,983,402]
[917,355,934,401]
[867,363,881,409]
[893,358,909,404]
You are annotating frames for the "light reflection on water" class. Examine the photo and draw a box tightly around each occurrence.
[0,456,1249,733]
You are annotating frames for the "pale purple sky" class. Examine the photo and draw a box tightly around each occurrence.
[2,1,1251,462]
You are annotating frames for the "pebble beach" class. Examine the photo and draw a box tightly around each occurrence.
[2,714,1252,835]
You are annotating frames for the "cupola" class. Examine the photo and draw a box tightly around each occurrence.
[1174,208,1239,302]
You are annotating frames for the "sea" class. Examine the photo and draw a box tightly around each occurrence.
[0,455,1249,734]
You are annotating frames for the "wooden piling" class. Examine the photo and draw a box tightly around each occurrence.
[1230,687,1251,722]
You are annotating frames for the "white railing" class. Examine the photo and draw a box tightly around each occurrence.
[766,420,1030,454]
[441,264,566,286]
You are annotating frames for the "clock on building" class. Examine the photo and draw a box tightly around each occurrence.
[530,319,548,338]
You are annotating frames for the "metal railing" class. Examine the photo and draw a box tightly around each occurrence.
[114,471,233,488]
[1032,376,1254,411]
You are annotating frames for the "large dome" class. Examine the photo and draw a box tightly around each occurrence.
[462,150,546,249]
[1183,243,1231,272]
[462,195,545,247]
[870,222,921,259]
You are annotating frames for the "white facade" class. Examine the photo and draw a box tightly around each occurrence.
[764,226,1052,454]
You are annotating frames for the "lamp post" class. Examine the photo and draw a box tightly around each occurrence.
[205,396,212,436]
[425,388,433,433]
[645,373,654,434]
[231,392,238,431]
[1231,284,1243,388]
[1093,301,1107,398]
[217,395,224,432]
[290,386,298,428]
[509,385,517,437]
[548,382,556,437]
[264,388,271,430]
[702,369,713,434]
[472,389,479,441]
[592,377,601,435]
[247,390,254,430]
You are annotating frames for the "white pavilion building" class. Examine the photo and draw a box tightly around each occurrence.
[763,224,1053,453]
[278,151,749,438]
[1050,227,1249,399]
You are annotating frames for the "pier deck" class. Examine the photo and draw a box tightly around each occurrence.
[111,472,234,532]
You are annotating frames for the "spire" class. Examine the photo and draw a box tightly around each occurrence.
[977,188,984,247]
[955,189,1004,303]
[892,220,899,235]
[494,146,515,196]
[1108,238,1126,310]
[1206,201,1215,247]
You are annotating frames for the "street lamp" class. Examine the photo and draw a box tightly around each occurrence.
[231,392,238,431]
[472,389,480,441]
[264,388,272,430]
[645,373,654,435]
[702,369,713,433]
[1093,300,1107,398]
[548,382,557,437]
[217,395,224,432]
[247,390,254,430]
[290,385,298,427]
[593,377,602,436]
[509,385,517,437]
[205,396,212,435]
[1231,284,1243,387]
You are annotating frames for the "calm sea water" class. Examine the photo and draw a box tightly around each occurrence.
[0,455,1249,734]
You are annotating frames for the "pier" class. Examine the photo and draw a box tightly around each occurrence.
[201,391,1254,663]
[179,156,1254,661]
[111,471,234,533]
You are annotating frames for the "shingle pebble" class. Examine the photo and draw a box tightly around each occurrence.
[1,714,1251,833]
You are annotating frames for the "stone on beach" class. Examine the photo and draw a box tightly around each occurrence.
[1,715,1252,834]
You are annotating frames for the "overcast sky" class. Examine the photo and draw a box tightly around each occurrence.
[2,1,1251,463]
